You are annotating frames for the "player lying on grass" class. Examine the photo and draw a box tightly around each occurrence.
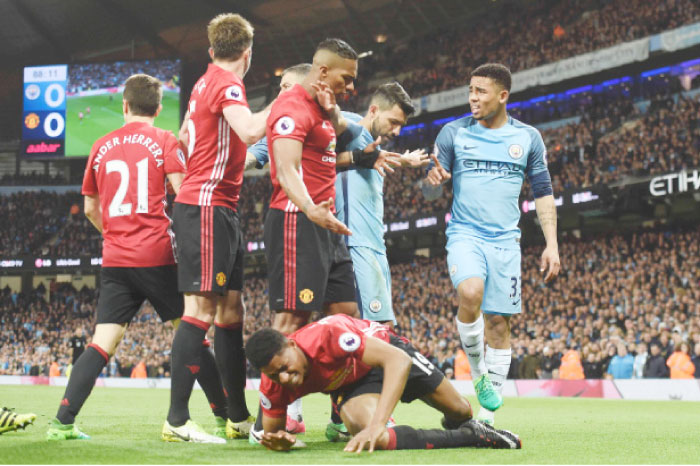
[47,74,228,443]
[0,407,36,435]
[246,314,521,453]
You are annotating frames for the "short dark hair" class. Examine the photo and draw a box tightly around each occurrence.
[471,63,512,92]
[123,74,162,116]
[245,328,288,370]
[371,82,415,117]
[316,38,358,60]
[282,63,312,77]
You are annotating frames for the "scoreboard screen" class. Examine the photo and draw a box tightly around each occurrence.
[22,59,181,157]
[23,65,68,156]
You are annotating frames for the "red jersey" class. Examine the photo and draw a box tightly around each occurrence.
[259,314,391,418]
[82,121,185,267]
[176,63,248,210]
[266,84,337,213]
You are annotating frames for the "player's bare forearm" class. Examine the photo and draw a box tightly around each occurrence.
[178,111,190,148]
[262,414,286,435]
[272,139,314,212]
[328,104,348,135]
[534,195,558,247]
[83,194,103,233]
[167,172,185,195]
[223,105,270,145]
[335,150,353,167]
[361,337,411,428]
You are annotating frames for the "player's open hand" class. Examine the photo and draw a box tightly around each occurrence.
[261,430,296,452]
[344,424,387,454]
[400,148,430,167]
[426,153,451,186]
[312,81,337,113]
[540,245,561,283]
[305,198,352,236]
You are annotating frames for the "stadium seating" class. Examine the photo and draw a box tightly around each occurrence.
[2,227,697,379]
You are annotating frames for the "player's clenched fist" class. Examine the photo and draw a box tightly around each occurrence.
[426,153,451,186]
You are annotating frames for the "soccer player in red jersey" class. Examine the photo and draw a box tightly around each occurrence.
[46,74,227,443]
[246,314,522,453]
[165,13,269,441]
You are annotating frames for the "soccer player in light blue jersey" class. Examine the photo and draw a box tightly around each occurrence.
[426,64,561,426]
[336,83,428,325]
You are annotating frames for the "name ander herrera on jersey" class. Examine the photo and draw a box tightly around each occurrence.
[91,133,169,171]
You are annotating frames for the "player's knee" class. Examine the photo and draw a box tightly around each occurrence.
[458,284,483,309]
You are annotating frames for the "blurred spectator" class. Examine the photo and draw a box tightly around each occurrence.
[69,328,87,364]
[519,344,542,379]
[633,343,648,379]
[606,344,634,379]
[666,342,695,379]
[559,347,584,380]
[644,343,670,378]
[454,349,471,381]
[691,343,700,379]
[540,346,560,379]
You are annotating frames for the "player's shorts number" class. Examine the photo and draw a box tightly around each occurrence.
[412,352,435,376]
[106,158,149,217]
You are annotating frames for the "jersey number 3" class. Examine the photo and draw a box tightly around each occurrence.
[106,158,149,217]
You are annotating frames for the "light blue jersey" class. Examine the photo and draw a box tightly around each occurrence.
[335,112,385,252]
[436,115,550,314]
[248,137,269,168]
[434,115,548,243]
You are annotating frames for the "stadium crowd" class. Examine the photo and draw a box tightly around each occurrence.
[2,226,698,380]
[67,60,180,94]
[249,0,700,109]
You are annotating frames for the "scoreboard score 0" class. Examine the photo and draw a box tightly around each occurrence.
[22,64,68,156]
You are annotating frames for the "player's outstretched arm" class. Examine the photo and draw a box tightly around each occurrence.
[344,337,412,454]
[223,102,272,145]
[273,138,351,236]
[83,194,103,233]
[261,414,295,451]
[400,149,430,168]
[534,195,560,282]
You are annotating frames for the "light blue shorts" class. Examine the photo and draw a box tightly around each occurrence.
[446,235,521,315]
[349,246,395,324]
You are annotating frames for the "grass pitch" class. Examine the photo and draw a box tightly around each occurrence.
[65,92,180,157]
[1,385,699,464]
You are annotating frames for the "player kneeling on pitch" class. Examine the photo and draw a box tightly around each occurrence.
[246,314,521,452]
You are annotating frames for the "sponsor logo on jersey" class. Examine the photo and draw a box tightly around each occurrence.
[369,300,382,313]
[338,332,361,352]
[260,393,272,410]
[225,85,243,101]
[508,144,524,159]
[450,264,457,276]
[299,288,314,304]
[24,113,40,130]
[275,116,295,135]
[216,272,227,287]
[25,84,40,100]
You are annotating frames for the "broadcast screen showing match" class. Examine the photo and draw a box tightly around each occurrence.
[22,59,181,157]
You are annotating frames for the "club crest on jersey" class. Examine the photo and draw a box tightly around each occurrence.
[299,288,314,304]
[216,272,227,287]
[369,300,382,313]
[225,85,243,101]
[450,264,457,276]
[338,332,361,352]
[260,393,272,410]
[326,137,336,152]
[508,144,524,160]
[275,116,295,135]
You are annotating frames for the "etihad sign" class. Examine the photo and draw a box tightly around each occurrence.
[649,169,700,196]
